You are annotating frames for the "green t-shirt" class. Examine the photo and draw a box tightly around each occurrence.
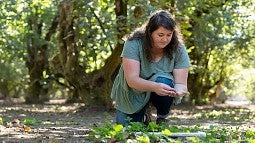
[111,39,190,114]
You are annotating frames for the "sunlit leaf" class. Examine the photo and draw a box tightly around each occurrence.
[161,129,171,136]
[113,124,123,132]
[0,117,3,125]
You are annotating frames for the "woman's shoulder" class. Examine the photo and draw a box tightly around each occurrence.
[176,44,187,53]
[124,38,143,50]
[121,38,143,59]
[177,44,186,49]
[125,38,142,45]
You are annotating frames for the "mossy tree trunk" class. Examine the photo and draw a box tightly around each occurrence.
[55,0,128,108]
[25,11,59,104]
[0,79,9,99]
[57,2,88,103]
[25,12,45,103]
[85,0,128,108]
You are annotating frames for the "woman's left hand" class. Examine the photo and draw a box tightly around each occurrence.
[173,84,190,97]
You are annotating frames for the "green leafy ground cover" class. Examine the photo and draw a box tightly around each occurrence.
[88,122,255,142]
[88,106,255,143]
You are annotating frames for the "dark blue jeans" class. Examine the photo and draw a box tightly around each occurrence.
[116,77,174,126]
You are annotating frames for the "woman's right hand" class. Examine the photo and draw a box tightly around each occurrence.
[154,83,177,96]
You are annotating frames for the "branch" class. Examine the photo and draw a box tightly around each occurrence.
[45,12,59,41]
[89,6,114,51]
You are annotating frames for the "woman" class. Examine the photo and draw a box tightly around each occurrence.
[111,10,190,126]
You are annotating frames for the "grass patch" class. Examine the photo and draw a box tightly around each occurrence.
[23,118,42,125]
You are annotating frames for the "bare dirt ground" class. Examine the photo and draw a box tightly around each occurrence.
[0,99,254,143]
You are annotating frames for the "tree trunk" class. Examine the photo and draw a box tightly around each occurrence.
[0,79,9,99]
[25,13,46,103]
[56,0,127,109]
[186,9,216,104]
[57,2,90,104]
[85,0,128,109]
[25,10,59,104]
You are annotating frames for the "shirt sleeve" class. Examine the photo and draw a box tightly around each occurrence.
[174,45,191,69]
[121,40,141,62]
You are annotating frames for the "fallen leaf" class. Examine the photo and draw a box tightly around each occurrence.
[6,122,13,128]
[49,139,58,143]
[24,125,31,132]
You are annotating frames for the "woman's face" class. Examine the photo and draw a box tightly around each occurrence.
[151,26,173,49]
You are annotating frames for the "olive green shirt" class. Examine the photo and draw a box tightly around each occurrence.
[111,39,190,114]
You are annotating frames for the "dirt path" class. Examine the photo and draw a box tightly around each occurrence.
[0,99,254,143]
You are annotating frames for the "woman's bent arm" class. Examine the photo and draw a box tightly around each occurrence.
[122,58,176,96]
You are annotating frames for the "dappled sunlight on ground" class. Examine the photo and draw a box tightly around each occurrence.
[0,99,254,142]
